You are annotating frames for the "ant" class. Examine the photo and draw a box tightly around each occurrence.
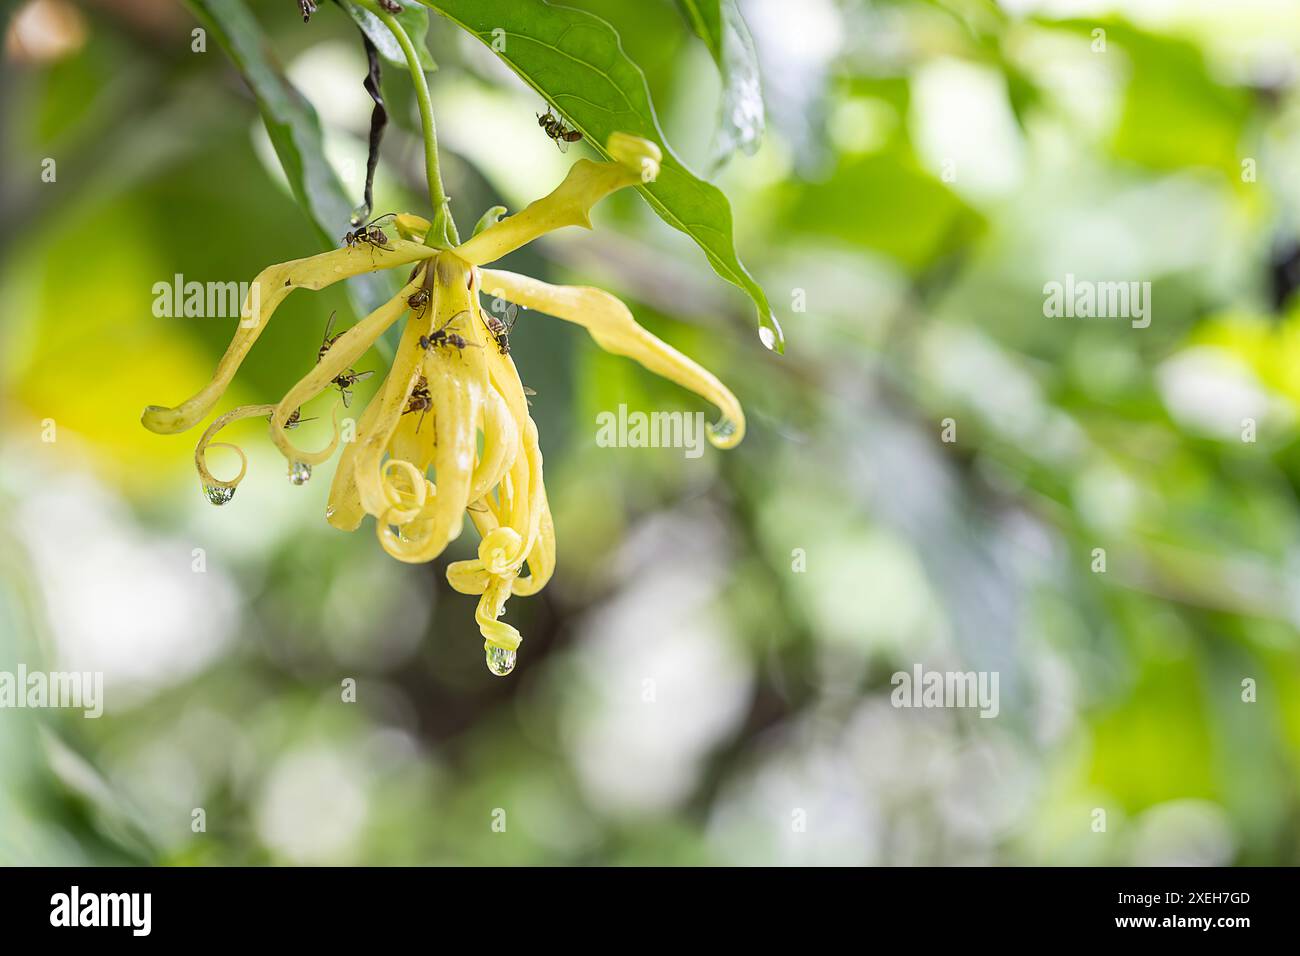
[283,407,316,429]
[482,302,518,355]
[537,107,583,152]
[420,310,481,354]
[318,310,345,362]
[316,312,374,407]
[407,287,432,318]
[342,213,395,252]
[403,375,433,432]
[330,368,374,408]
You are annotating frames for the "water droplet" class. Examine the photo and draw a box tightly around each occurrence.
[758,325,778,350]
[709,418,738,443]
[349,202,370,226]
[289,461,312,485]
[485,645,516,676]
[204,484,235,506]
[325,505,335,519]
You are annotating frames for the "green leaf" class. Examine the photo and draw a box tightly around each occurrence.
[674,0,765,167]
[343,0,438,72]
[783,150,983,272]
[186,0,392,319]
[418,0,783,350]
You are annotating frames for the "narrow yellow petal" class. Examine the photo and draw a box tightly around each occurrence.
[394,213,431,239]
[268,281,418,464]
[194,403,276,490]
[453,136,661,267]
[446,564,491,595]
[326,369,390,531]
[387,399,437,473]
[475,576,521,653]
[478,420,540,574]
[355,310,432,522]
[468,383,518,504]
[372,256,488,564]
[510,491,556,597]
[480,270,745,448]
[377,459,431,525]
[414,257,483,549]
[142,239,438,435]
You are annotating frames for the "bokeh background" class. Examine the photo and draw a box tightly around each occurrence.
[3,0,1300,866]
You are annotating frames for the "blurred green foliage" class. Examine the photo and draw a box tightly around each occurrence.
[2,0,1300,866]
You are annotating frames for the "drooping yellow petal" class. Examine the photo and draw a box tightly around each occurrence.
[193,403,276,491]
[480,270,745,448]
[448,427,554,600]
[354,303,433,522]
[394,353,477,555]
[468,413,542,578]
[326,369,391,531]
[373,255,486,563]
[446,565,491,596]
[268,279,420,465]
[376,459,431,526]
[478,308,530,427]
[453,135,662,267]
[468,383,518,504]
[142,239,438,435]
[475,576,521,654]
[385,263,440,471]
[447,504,499,596]
[394,213,432,239]
[510,492,556,597]
[387,397,437,473]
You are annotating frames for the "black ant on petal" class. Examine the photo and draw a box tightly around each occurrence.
[407,287,432,319]
[420,310,481,355]
[316,312,374,407]
[283,407,317,429]
[404,375,433,432]
[342,213,396,252]
[482,303,517,355]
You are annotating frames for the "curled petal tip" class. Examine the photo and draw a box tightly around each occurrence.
[270,400,343,466]
[707,416,745,450]
[607,132,661,183]
[394,213,431,240]
[479,527,524,576]
[142,404,188,434]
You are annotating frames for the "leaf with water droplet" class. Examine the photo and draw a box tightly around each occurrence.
[674,0,765,169]
[428,0,782,350]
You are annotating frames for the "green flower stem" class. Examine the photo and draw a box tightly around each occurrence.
[363,1,459,248]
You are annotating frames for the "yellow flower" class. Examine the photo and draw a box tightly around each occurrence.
[142,135,744,675]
